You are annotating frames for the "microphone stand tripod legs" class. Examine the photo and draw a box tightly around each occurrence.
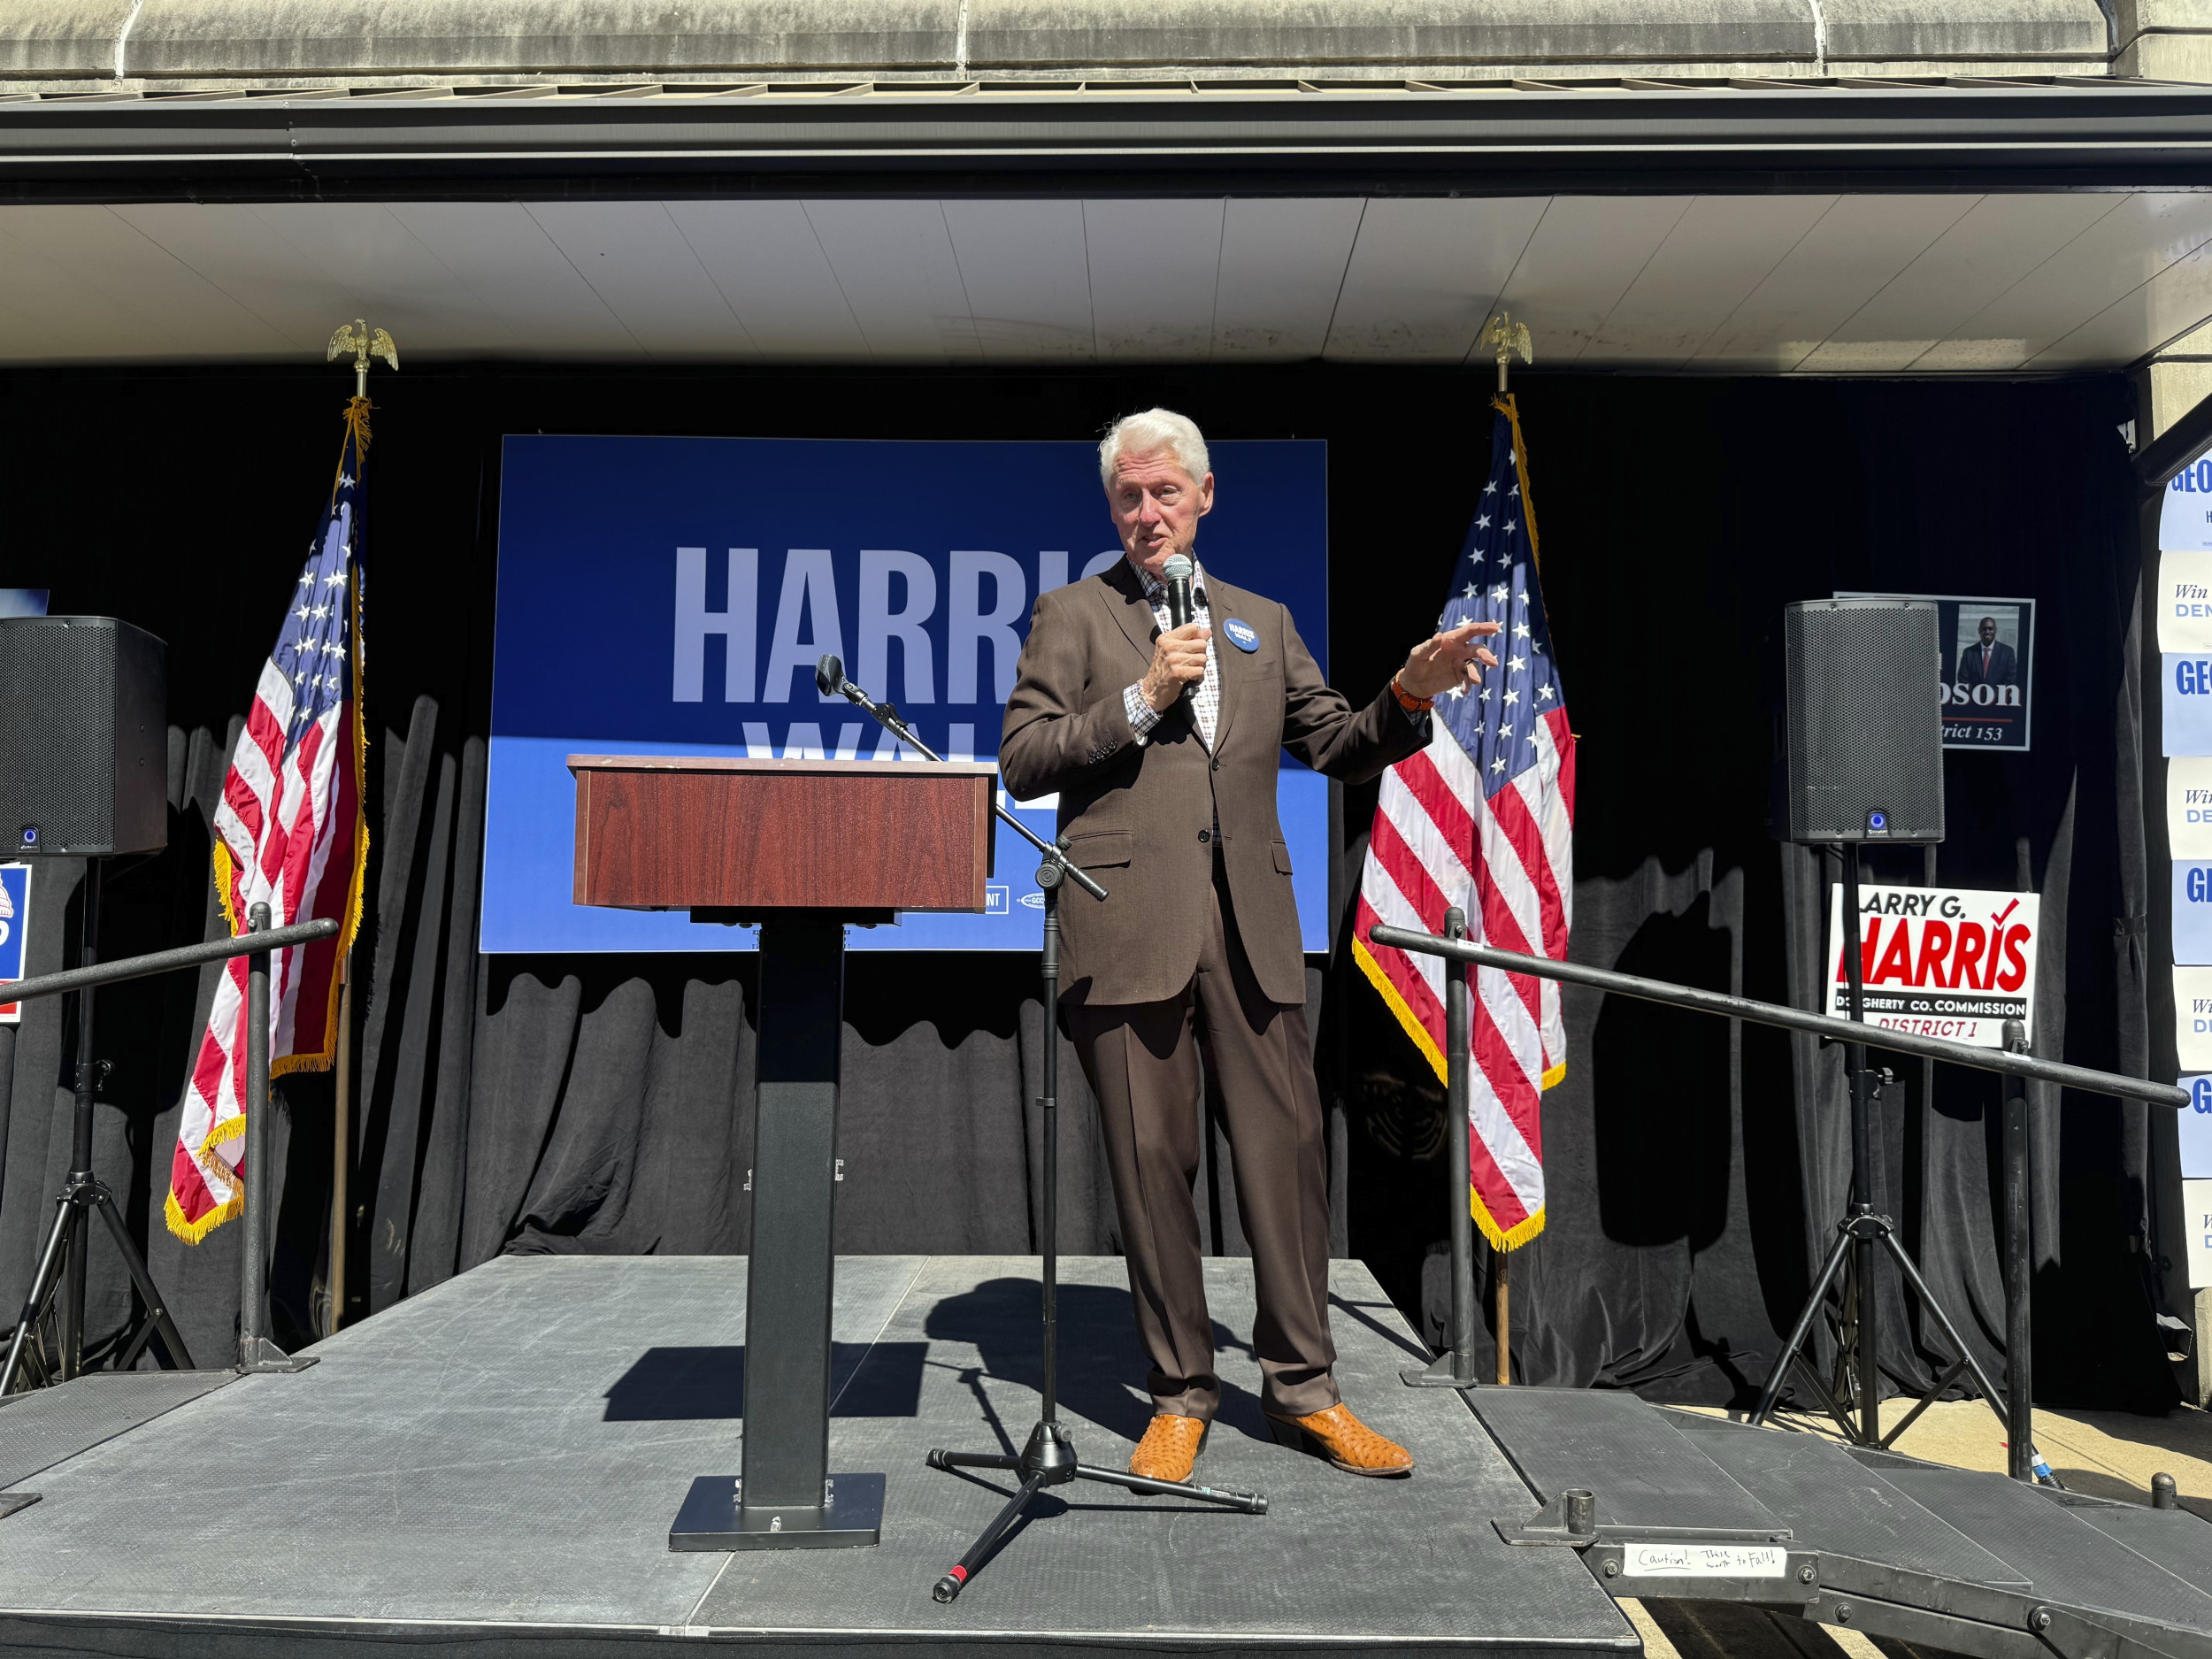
[923,856,1263,1605]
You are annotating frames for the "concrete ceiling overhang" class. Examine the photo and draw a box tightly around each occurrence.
[2,8,2209,377]
[3,186,2210,374]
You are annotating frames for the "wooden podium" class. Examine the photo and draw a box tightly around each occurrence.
[569,756,995,1550]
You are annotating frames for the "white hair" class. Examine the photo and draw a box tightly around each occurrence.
[1099,408,1210,490]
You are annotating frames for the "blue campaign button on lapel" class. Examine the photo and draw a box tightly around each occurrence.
[1223,618,1260,653]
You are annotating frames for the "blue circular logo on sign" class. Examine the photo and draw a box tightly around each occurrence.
[1868,811,1888,833]
[1223,618,1260,653]
[17,826,36,849]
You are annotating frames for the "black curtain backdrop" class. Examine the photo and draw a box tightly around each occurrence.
[0,365,2177,1413]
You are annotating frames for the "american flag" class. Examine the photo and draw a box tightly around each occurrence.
[1353,396,1574,1250]
[166,403,370,1242]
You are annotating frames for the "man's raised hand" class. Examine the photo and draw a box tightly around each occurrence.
[1396,620,1502,702]
[1142,622,1211,712]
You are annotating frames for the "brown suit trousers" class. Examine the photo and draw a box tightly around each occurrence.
[1067,853,1339,1421]
[1002,559,1428,1422]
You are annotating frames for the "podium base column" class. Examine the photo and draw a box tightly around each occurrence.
[670,915,882,1553]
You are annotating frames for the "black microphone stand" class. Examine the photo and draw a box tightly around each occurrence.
[812,658,1265,1604]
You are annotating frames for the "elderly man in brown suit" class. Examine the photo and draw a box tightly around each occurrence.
[1000,409,1497,1484]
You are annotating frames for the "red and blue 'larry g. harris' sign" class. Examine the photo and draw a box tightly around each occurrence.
[1825,880,2039,1050]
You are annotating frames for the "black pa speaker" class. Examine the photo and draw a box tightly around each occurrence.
[0,616,167,857]
[1776,599,1944,845]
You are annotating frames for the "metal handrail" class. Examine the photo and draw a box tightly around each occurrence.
[1,917,340,1006]
[1365,926,2188,1110]
[0,910,338,1386]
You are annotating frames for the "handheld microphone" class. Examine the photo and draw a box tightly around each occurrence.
[1163,554,1194,632]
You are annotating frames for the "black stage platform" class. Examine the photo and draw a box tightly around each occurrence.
[7,1254,2209,1659]
[0,1256,1635,1659]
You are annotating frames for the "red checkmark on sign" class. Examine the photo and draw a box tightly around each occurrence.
[1991,899,2020,927]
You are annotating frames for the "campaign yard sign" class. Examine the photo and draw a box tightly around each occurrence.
[1839,593,2034,752]
[0,863,27,1024]
[2159,551,2212,654]
[2169,756,2212,857]
[2174,755,2212,963]
[1826,881,2039,1049]
[2181,1076,2212,1179]
[2177,864,2212,965]
[2171,460,2212,1182]
[2162,455,2212,553]
[2164,653,2212,757]
[2178,967,2212,1071]
[2189,1177,2212,1291]
[485,435,1331,954]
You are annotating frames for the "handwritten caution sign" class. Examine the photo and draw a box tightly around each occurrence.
[1826,882,2039,1050]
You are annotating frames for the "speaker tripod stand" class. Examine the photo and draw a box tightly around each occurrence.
[1750,841,2045,1476]
[0,859,194,1392]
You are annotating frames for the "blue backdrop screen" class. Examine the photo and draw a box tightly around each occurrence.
[484,435,1330,952]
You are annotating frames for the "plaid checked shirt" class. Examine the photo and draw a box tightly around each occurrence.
[1122,557,1220,749]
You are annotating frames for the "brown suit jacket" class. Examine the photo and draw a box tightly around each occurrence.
[1000,559,1428,1007]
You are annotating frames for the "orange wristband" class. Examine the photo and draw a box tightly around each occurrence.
[1392,673,1433,714]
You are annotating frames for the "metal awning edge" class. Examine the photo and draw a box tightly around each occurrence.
[0,81,2209,196]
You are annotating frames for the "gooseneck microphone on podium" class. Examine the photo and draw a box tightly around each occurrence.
[1163,553,1194,631]
[814,653,874,709]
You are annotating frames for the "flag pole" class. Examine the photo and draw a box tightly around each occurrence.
[328,951,351,1334]
[1496,1254,1510,1385]
[319,320,389,1331]
[1479,311,1533,1386]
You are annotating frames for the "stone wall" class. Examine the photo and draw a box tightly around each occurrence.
[0,0,2124,96]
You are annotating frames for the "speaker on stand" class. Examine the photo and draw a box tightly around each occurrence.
[0,616,196,1390]
[1751,599,2010,1450]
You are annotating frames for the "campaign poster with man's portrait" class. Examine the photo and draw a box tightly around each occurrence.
[1839,593,2035,752]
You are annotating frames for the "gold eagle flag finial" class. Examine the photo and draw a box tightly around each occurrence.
[326,319,399,399]
[1482,311,1533,395]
